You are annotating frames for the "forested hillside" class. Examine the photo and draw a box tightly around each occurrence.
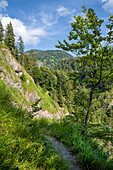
[0,5,113,170]
[54,57,78,71]
[26,49,73,68]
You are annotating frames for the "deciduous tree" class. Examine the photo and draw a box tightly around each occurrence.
[56,6,113,124]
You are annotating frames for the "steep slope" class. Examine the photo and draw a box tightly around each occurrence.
[0,76,70,170]
[26,49,73,68]
[0,43,68,118]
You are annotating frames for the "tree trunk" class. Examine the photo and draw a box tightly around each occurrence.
[85,89,93,124]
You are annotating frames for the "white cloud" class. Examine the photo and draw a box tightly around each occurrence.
[57,6,76,17]
[101,0,113,13]
[0,14,2,19]
[28,15,37,25]
[0,0,8,11]
[101,0,108,2]
[1,16,46,45]
[40,11,58,27]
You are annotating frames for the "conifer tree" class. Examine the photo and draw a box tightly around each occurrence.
[14,46,19,61]
[0,20,4,42]
[29,50,37,68]
[65,80,73,112]
[17,36,24,65]
[28,50,37,75]
[57,86,64,107]
[24,50,38,76]
[4,22,15,55]
[23,53,33,75]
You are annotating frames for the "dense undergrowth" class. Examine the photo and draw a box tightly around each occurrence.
[36,117,113,170]
[0,81,69,169]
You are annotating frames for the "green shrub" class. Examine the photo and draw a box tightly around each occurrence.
[20,73,26,82]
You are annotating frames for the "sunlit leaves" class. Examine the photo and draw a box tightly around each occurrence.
[55,6,113,124]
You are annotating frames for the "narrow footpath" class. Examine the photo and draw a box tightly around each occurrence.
[45,135,81,170]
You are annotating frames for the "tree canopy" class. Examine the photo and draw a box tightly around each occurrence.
[17,36,24,65]
[4,22,15,55]
[0,21,4,42]
[56,6,113,124]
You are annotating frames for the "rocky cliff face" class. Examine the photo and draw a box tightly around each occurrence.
[0,44,69,118]
[0,47,39,104]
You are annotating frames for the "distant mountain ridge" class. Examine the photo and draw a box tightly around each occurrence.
[26,49,73,68]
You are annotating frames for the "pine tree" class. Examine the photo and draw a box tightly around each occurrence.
[65,80,73,112]
[28,50,37,75]
[0,20,4,42]
[24,53,31,73]
[14,46,19,61]
[29,50,37,67]
[4,22,15,55]
[17,36,24,65]
[57,86,64,107]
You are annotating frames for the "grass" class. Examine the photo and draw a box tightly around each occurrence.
[1,42,113,169]
[0,79,113,169]
[36,116,113,170]
[0,42,68,115]
[0,82,70,170]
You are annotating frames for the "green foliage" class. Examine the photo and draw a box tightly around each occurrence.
[25,50,38,76]
[24,55,72,111]
[72,85,89,123]
[40,66,57,92]
[38,117,113,170]
[0,20,4,42]
[57,86,64,107]
[0,43,68,115]
[0,81,69,170]
[32,66,43,84]
[23,53,31,72]
[32,66,73,111]
[0,24,113,170]
[31,99,42,112]
[54,56,78,72]
[26,49,73,68]
[17,36,24,65]
[55,6,113,124]
[14,45,19,60]
[4,22,15,55]
[20,73,27,82]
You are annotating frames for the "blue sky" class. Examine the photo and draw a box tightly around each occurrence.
[0,0,113,51]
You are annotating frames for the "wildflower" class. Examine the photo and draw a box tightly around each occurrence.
[9,125,11,127]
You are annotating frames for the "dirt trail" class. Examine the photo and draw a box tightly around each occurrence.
[45,135,81,170]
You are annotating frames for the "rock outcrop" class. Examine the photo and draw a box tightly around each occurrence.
[0,44,69,118]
